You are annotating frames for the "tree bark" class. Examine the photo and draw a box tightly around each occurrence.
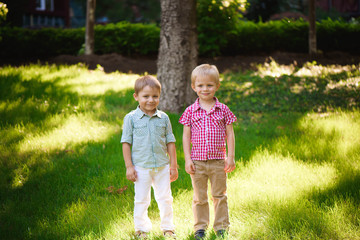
[308,0,317,56]
[85,0,96,55]
[157,0,198,113]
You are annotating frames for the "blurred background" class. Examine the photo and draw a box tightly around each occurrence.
[1,0,359,29]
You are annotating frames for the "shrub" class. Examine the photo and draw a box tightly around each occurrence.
[317,18,360,52]
[0,22,159,59]
[94,22,160,55]
[223,19,360,55]
[0,19,359,60]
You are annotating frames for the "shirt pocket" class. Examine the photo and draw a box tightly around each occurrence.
[191,115,203,132]
[155,122,166,137]
[133,123,148,137]
[210,113,226,131]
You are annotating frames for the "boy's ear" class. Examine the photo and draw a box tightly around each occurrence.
[191,84,196,92]
[133,93,138,101]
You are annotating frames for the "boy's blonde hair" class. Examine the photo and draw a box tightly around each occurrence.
[191,64,220,86]
[134,75,161,94]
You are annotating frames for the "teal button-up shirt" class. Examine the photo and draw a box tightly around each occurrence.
[121,107,176,168]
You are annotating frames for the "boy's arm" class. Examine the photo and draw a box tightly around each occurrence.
[122,143,137,182]
[167,142,178,182]
[225,123,236,173]
[183,125,195,174]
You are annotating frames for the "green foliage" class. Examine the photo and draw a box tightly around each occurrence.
[224,19,309,54]
[0,19,359,59]
[197,0,242,56]
[0,22,159,59]
[0,2,8,23]
[0,27,84,58]
[317,18,360,53]
[224,18,360,55]
[94,22,160,55]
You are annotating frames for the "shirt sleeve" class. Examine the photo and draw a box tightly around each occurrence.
[179,106,191,126]
[165,115,176,144]
[224,105,237,125]
[120,114,133,144]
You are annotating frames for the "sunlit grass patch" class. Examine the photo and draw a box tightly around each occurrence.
[18,113,117,153]
[271,110,360,172]
[227,148,359,239]
[229,151,337,204]
[57,70,137,96]
[254,58,295,77]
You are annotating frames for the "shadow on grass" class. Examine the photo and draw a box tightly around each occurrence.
[0,71,80,126]
[0,70,137,238]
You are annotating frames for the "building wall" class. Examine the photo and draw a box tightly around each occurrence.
[23,0,70,28]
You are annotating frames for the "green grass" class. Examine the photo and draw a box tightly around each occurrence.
[0,61,359,240]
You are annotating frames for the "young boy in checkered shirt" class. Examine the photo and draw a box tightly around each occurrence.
[179,64,236,239]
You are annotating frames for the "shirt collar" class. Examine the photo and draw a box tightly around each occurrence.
[193,97,221,112]
[134,106,162,119]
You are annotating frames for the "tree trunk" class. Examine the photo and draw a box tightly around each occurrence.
[157,0,198,113]
[85,0,96,55]
[308,0,317,56]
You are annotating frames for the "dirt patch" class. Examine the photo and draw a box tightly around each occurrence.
[48,53,158,74]
[7,51,360,74]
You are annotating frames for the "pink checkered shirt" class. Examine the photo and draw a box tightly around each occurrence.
[179,98,237,161]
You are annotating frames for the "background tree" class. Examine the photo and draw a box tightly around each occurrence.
[85,0,96,55]
[308,0,317,56]
[157,0,197,113]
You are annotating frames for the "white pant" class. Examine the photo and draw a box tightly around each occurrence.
[134,165,174,232]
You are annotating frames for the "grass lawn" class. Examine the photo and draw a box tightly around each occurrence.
[0,61,359,239]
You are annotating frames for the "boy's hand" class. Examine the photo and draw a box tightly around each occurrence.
[185,160,196,175]
[170,168,178,182]
[224,157,236,173]
[126,166,137,182]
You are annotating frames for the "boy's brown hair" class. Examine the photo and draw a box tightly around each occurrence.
[191,64,220,86]
[134,75,161,94]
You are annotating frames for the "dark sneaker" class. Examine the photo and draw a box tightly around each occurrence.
[216,229,227,238]
[194,229,206,240]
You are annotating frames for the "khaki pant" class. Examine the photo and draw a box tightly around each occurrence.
[191,159,230,231]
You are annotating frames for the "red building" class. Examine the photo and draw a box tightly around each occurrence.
[23,0,70,28]
[317,0,360,18]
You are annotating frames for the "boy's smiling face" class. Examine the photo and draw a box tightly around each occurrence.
[191,76,219,102]
[133,85,160,116]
